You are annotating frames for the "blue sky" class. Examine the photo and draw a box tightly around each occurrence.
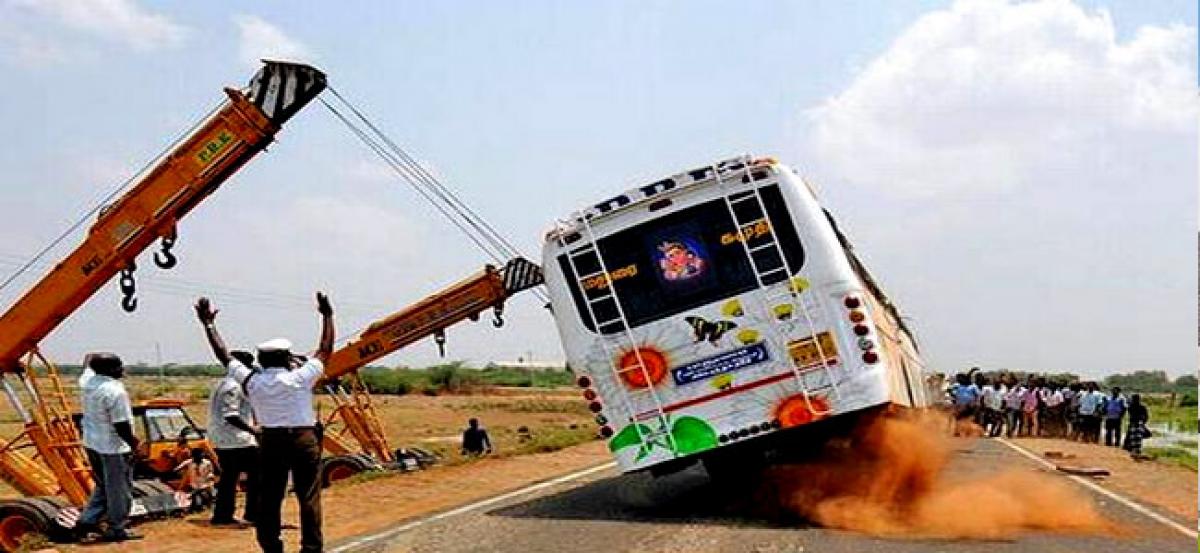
[0,0,1195,377]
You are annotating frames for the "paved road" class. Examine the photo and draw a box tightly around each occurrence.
[336,439,1195,553]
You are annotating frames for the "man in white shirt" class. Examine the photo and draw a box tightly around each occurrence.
[75,353,141,542]
[1040,385,1065,437]
[197,293,334,553]
[205,348,261,526]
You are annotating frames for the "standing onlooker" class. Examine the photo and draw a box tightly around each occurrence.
[1021,378,1040,437]
[197,293,335,553]
[950,373,980,435]
[204,345,261,526]
[75,353,142,542]
[1078,382,1105,443]
[981,379,1006,437]
[1103,386,1128,448]
[461,418,494,456]
[1123,394,1150,456]
[1040,384,1065,438]
[1063,383,1082,440]
[1003,378,1026,438]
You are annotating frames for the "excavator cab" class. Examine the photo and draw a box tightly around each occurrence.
[70,399,215,486]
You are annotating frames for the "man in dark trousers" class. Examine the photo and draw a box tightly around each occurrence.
[203,345,260,526]
[197,293,334,553]
[75,353,142,542]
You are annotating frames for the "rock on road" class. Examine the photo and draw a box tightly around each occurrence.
[336,438,1196,553]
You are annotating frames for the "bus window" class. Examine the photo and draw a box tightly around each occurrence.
[559,185,804,333]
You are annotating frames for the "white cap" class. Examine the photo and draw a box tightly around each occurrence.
[256,338,293,353]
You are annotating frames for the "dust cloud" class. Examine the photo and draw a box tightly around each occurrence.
[755,411,1116,539]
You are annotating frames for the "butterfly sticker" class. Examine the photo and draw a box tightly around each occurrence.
[684,316,738,344]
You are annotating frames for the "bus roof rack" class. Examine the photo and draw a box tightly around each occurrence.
[548,154,781,241]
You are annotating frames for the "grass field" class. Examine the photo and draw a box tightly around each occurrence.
[1144,394,1198,433]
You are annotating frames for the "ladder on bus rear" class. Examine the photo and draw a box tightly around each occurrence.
[559,218,679,458]
[714,160,842,415]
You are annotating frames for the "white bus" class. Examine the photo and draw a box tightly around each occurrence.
[542,155,929,474]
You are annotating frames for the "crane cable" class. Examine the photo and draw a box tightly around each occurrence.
[317,87,549,304]
[0,101,226,295]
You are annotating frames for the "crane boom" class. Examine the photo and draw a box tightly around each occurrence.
[324,258,544,381]
[0,61,326,372]
[317,258,543,465]
[0,62,324,511]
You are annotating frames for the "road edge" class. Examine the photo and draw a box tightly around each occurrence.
[996,437,1198,540]
[328,461,619,552]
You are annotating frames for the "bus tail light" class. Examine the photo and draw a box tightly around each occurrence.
[576,376,591,388]
[853,324,869,336]
[588,401,603,413]
[583,389,597,401]
[848,310,865,323]
[863,351,879,364]
[599,426,614,438]
[844,296,861,309]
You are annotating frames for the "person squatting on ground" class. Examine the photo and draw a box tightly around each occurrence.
[203,344,262,527]
[462,418,494,456]
[198,292,335,553]
[75,353,142,542]
[1103,386,1128,448]
[176,448,216,511]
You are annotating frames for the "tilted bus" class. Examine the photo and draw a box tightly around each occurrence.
[542,155,930,475]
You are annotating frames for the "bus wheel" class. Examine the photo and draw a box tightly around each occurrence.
[0,498,59,551]
[320,455,370,488]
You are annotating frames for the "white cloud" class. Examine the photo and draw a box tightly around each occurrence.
[800,0,1197,376]
[806,0,1197,198]
[234,14,311,68]
[9,0,188,51]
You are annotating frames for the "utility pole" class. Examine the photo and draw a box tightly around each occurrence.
[155,341,163,391]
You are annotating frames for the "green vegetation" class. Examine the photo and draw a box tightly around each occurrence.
[1104,370,1196,397]
[1143,394,1198,433]
[357,362,574,395]
[1144,446,1198,472]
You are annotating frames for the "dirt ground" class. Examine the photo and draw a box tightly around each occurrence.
[1010,436,1197,523]
[50,439,610,552]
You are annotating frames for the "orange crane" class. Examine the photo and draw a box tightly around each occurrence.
[313,258,543,485]
[0,61,325,549]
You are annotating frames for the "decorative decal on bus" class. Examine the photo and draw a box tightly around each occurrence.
[671,342,769,386]
[787,332,838,369]
[684,316,738,344]
[581,263,637,291]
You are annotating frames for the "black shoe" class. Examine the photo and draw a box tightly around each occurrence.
[73,522,100,540]
[101,530,144,542]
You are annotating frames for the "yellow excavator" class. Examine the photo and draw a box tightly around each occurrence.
[314,257,543,485]
[0,61,325,549]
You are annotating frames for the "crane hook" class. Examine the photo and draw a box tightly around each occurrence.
[492,306,505,328]
[154,233,177,269]
[118,263,137,313]
[434,330,447,357]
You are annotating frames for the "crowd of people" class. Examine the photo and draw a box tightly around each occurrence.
[946,369,1152,456]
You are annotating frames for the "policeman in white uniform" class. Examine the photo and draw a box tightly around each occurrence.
[196,293,334,553]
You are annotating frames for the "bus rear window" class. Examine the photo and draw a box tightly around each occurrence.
[558,185,804,333]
